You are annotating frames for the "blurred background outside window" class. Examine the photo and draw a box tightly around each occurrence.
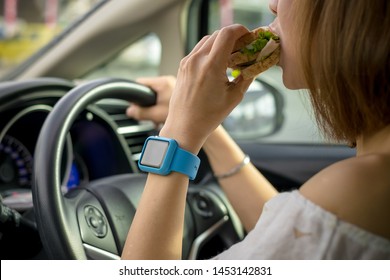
[0,0,101,76]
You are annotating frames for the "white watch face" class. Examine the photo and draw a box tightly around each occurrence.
[140,139,169,168]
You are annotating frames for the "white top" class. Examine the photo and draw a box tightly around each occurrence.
[213,191,390,259]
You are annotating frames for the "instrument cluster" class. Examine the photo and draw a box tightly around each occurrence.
[0,105,122,212]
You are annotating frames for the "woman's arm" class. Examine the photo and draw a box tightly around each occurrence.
[127,67,277,236]
[121,24,254,259]
[203,126,277,232]
[121,172,189,259]
[128,85,278,232]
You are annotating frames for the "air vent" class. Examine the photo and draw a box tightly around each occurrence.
[96,99,155,163]
[117,120,155,161]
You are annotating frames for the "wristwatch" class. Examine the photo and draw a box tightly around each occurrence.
[138,136,200,180]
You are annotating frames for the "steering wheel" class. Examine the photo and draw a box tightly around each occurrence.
[32,78,243,259]
[32,78,155,259]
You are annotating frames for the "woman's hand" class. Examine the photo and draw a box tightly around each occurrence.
[160,24,254,154]
[126,75,176,125]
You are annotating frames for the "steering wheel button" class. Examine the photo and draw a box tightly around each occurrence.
[84,205,108,238]
[197,199,209,210]
[89,217,99,228]
[193,194,214,218]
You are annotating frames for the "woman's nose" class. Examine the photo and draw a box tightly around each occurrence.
[269,0,278,16]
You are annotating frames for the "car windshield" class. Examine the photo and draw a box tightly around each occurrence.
[0,0,105,79]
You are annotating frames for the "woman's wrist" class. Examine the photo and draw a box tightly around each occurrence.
[158,124,205,155]
[203,125,248,176]
[214,154,250,179]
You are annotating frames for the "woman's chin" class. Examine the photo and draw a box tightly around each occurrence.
[281,71,306,90]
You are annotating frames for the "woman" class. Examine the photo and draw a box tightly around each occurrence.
[121,0,390,259]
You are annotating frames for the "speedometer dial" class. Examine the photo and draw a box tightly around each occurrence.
[0,135,33,191]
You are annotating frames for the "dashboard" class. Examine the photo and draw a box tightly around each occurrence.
[0,78,156,259]
[0,78,244,260]
[1,106,51,211]
[0,101,137,211]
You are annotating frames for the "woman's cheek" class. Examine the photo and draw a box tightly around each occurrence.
[279,47,306,90]
[282,67,306,89]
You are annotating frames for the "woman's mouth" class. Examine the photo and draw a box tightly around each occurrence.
[267,23,280,37]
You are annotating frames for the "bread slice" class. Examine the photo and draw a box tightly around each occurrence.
[239,46,280,79]
[229,27,280,79]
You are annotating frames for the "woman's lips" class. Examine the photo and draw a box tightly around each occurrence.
[267,23,283,67]
[267,23,280,37]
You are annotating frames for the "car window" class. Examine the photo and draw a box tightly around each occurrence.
[0,0,105,78]
[84,33,162,80]
[206,0,328,144]
[208,0,273,33]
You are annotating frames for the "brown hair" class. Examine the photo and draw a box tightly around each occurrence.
[293,0,390,144]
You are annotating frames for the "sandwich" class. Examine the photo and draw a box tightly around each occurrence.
[228,27,280,79]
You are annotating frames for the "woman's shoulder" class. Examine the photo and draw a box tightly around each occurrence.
[299,153,390,240]
[304,153,390,188]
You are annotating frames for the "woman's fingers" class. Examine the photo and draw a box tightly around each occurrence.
[129,76,175,124]
[125,24,255,154]
[209,24,250,65]
[187,31,216,56]
[126,104,164,124]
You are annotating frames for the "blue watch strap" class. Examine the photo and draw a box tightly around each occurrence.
[170,147,200,180]
[138,136,201,180]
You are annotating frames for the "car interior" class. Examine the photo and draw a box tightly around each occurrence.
[0,0,355,260]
